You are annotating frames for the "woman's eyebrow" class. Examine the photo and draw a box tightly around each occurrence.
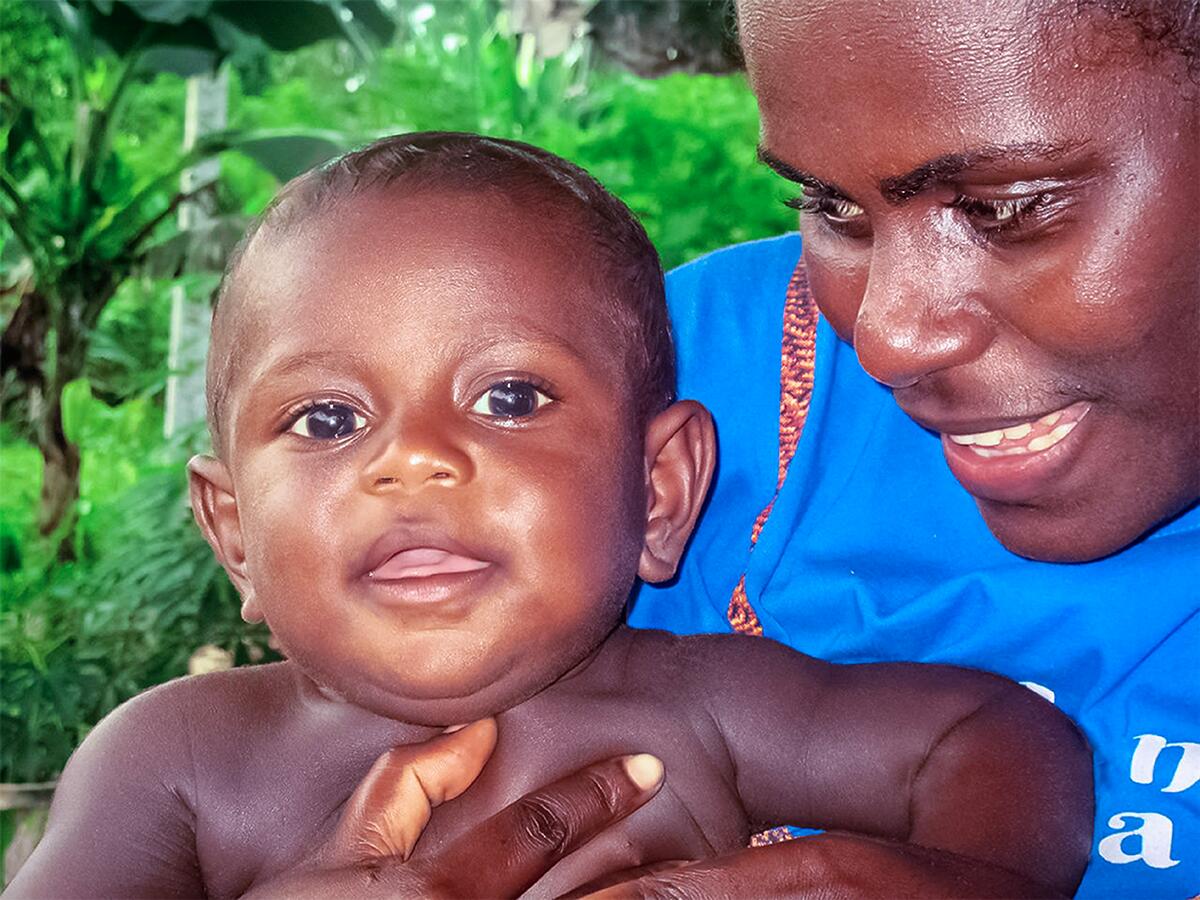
[879,141,1081,202]
[757,146,841,194]
[759,141,1083,203]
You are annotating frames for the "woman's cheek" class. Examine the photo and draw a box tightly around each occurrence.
[804,244,867,343]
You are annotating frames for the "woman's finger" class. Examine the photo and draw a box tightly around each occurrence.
[424,753,665,898]
[559,859,692,898]
[578,835,1063,900]
[330,718,498,865]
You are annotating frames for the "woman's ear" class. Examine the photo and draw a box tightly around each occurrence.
[638,400,716,583]
[187,454,262,623]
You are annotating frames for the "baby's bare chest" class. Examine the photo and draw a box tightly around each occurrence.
[197,689,748,899]
[416,694,750,897]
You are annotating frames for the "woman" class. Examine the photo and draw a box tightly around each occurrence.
[622,0,1193,893]
[205,0,1199,895]
[629,0,1199,894]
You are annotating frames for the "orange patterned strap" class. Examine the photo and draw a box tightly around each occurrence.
[726,259,818,637]
[749,825,797,847]
[732,257,818,849]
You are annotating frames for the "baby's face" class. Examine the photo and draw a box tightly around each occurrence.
[217,187,648,724]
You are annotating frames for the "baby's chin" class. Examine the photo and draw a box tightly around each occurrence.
[295,650,592,727]
[277,611,625,725]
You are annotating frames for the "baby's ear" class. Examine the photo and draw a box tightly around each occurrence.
[638,400,716,583]
[187,454,262,623]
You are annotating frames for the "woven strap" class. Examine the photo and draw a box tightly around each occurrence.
[726,259,818,636]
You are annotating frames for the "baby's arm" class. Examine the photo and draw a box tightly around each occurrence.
[690,634,1092,895]
[6,680,204,899]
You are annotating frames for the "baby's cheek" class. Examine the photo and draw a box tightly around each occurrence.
[567,486,645,597]
[239,486,340,605]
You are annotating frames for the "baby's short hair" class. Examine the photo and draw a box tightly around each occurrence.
[207,132,676,453]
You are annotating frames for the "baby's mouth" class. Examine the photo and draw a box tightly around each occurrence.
[369,547,492,581]
[944,403,1090,458]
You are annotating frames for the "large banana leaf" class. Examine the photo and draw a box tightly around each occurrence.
[32,0,395,72]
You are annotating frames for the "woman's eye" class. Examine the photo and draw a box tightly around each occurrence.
[786,194,868,231]
[953,194,1043,231]
[289,402,367,440]
[470,381,554,419]
[821,197,866,223]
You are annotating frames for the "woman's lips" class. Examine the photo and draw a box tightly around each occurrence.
[944,402,1089,457]
[369,547,491,581]
[939,402,1093,503]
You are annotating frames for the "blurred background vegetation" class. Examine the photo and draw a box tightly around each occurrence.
[0,0,796,813]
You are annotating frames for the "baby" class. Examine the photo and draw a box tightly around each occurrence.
[9,133,1092,898]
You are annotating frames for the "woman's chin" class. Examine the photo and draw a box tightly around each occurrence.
[975,497,1157,564]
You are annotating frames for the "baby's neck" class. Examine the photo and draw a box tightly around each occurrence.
[287,624,634,738]
[288,665,444,745]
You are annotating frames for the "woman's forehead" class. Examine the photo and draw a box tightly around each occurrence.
[739,0,1187,184]
[741,0,1063,108]
[739,0,1061,57]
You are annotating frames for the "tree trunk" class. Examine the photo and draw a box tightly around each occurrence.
[34,284,99,556]
[34,393,80,545]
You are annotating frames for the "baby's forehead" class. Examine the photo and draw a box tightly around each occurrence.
[245,185,602,295]
[211,185,630,409]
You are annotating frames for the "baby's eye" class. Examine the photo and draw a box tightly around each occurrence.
[289,402,367,440]
[470,380,554,420]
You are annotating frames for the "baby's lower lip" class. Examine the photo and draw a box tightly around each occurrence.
[369,547,491,581]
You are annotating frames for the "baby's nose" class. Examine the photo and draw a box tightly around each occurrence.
[362,436,474,494]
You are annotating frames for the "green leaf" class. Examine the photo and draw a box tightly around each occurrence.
[210,2,346,52]
[59,377,94,446]
[227,130,345,181]
[2,103,56,182]
[84,127,345,260]
[342,0,397,46]
[121,1,213,26]
[31,1,84,44]
[81,1,152,58]
[138,43,220,76]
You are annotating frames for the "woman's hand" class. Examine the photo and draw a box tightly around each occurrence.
[576,835,1065,899]
[242,719,666,899]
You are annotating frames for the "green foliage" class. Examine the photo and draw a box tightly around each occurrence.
[0,384,275,783]
[0,0,392,550]
[224,1,795,267]
[85,274,181,401]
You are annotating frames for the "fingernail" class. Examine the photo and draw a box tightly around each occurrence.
[623,753,664,791]
[443,722,469,733]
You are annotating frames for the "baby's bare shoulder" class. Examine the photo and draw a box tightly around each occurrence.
[125,659,295,716]
[620,627,829,689]
[80,662,300,769]
[10,667,299,897]
[621,627,1037,715]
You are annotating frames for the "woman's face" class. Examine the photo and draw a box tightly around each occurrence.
[741,0,1200,561]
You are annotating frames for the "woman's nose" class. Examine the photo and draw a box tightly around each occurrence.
[361,423,474,494]
[851,244,993,389]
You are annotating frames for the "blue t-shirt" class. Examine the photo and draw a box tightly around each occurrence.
[630,234,1200,897]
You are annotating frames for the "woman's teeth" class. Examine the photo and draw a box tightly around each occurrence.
[947,410,1078,458]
